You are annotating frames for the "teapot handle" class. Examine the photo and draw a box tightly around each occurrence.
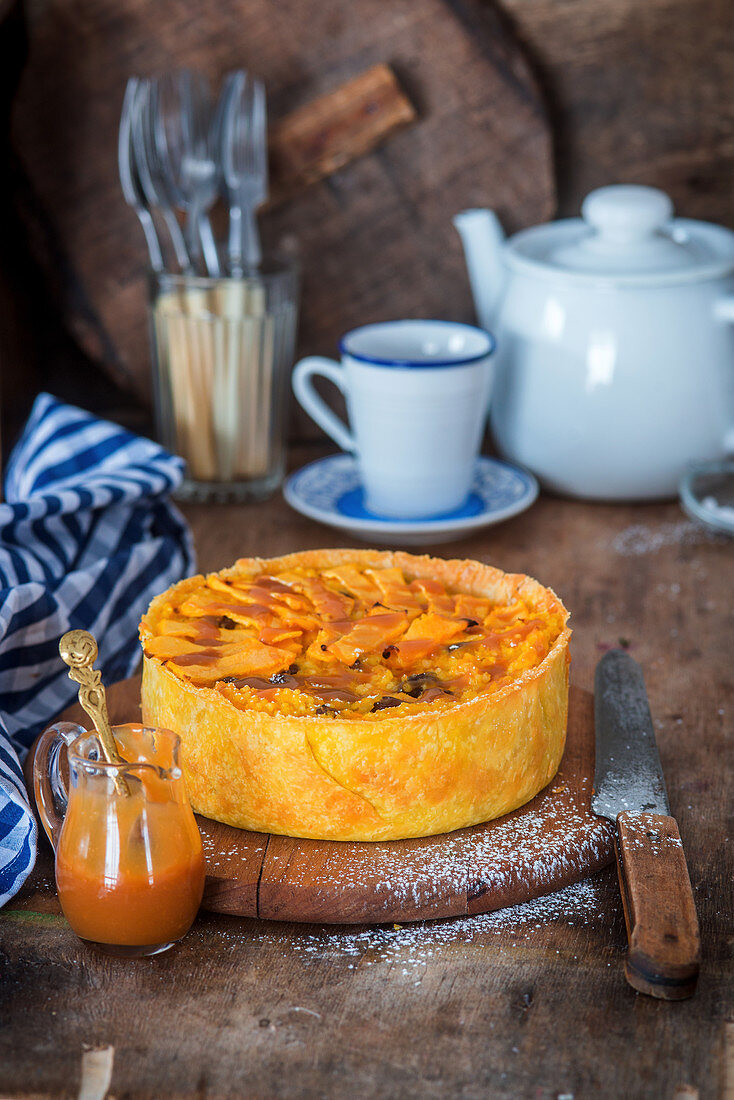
[32,722,85,849]
[714,295,734,453]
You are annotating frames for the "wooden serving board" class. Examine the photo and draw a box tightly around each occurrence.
[43,677,614,925]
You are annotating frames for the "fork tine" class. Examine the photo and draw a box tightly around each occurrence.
[221,70,247,185]
[252,78,267,197]
[132,79,155,199]
[118,77,140,207]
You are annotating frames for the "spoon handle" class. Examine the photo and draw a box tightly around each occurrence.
[241,201,262,273]
[58,631,129,794]
[199,213,221,277]
[227,202,243,278]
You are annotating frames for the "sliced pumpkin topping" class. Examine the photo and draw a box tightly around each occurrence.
[176,589,232,614]
[156,617,219,640]
[391,611,467,665]
[403,611,467,645]
[268,600,320,632]
[259,625,303,646]
[488,599,524,622]
[209,604,273,626]
[409,577,454,613]
[205,575,256,602]
[453,593,492,622]
[142,558,565,715]
[249,575,294,594]
[146,635,214,660]
[267,591,313,613]
[325,611,409,665]
[364,567,424,613]
[172,640,293,680]
[178,593,271,624]
[321,564,381,604]
[301,577,355,622]
[305,625,346,661]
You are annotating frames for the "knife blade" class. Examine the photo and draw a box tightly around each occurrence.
[593,648,670,819]
[594,650,700,1000]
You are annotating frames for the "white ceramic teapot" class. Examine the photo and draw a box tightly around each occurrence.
[454,185,734,499]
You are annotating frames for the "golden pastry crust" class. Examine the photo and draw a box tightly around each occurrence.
[140,549,571,841]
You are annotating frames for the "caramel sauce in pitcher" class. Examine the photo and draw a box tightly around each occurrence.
[54,725,205,952]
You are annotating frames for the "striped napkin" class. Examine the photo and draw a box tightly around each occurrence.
[0,393,195,906]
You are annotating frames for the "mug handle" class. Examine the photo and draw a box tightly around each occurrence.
[32,722,85,849]
[292,357,356,453]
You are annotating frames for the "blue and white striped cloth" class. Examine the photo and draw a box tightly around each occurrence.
[0,393,195,906]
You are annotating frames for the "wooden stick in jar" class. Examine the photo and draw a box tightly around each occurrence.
[155,292,193,470]
[213,280,246,481]
[183,287,218,481]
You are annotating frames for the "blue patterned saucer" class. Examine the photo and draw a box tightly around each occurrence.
[283,455,538,545]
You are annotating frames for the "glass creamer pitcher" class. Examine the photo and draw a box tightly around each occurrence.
[33,721,205,957]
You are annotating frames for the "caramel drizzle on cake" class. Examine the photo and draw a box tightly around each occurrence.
[143,562,564,719]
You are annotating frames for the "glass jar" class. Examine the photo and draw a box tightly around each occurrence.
[148,259,299,502]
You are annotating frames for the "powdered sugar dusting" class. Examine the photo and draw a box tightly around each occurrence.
[205,876,609,972]
[202,773,615,924]
[611,520,724,557]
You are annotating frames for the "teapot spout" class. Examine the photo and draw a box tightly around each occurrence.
[453,209,507,332]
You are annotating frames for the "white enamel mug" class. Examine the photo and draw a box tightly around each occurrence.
[292,320,496,518]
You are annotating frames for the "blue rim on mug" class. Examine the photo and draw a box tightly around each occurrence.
[338,319,496,369]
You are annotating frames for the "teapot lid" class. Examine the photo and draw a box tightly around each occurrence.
[507,185,734,284]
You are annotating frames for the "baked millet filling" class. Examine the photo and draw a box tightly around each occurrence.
[142,562,566,720]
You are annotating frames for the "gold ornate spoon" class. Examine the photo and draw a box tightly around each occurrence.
[59,629,130,795]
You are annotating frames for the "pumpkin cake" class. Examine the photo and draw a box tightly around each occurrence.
[140,549,570,841]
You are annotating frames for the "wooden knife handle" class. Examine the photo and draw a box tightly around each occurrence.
[615,811,700,1000]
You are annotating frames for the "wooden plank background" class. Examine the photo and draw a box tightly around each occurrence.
[502,0,734,222]
[3,0,555,428]
[1,0,732,449]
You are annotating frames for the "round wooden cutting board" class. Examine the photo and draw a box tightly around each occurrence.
[44,677,614,925]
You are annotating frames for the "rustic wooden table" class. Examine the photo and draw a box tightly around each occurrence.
[1,452,732,1099]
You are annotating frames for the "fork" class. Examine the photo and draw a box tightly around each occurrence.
[153,70,221,277]
[133,78,191,273]
[118,77,164,272]
[221,71,267,276]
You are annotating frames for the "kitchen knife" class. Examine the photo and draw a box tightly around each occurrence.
[593,649,700,1000]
